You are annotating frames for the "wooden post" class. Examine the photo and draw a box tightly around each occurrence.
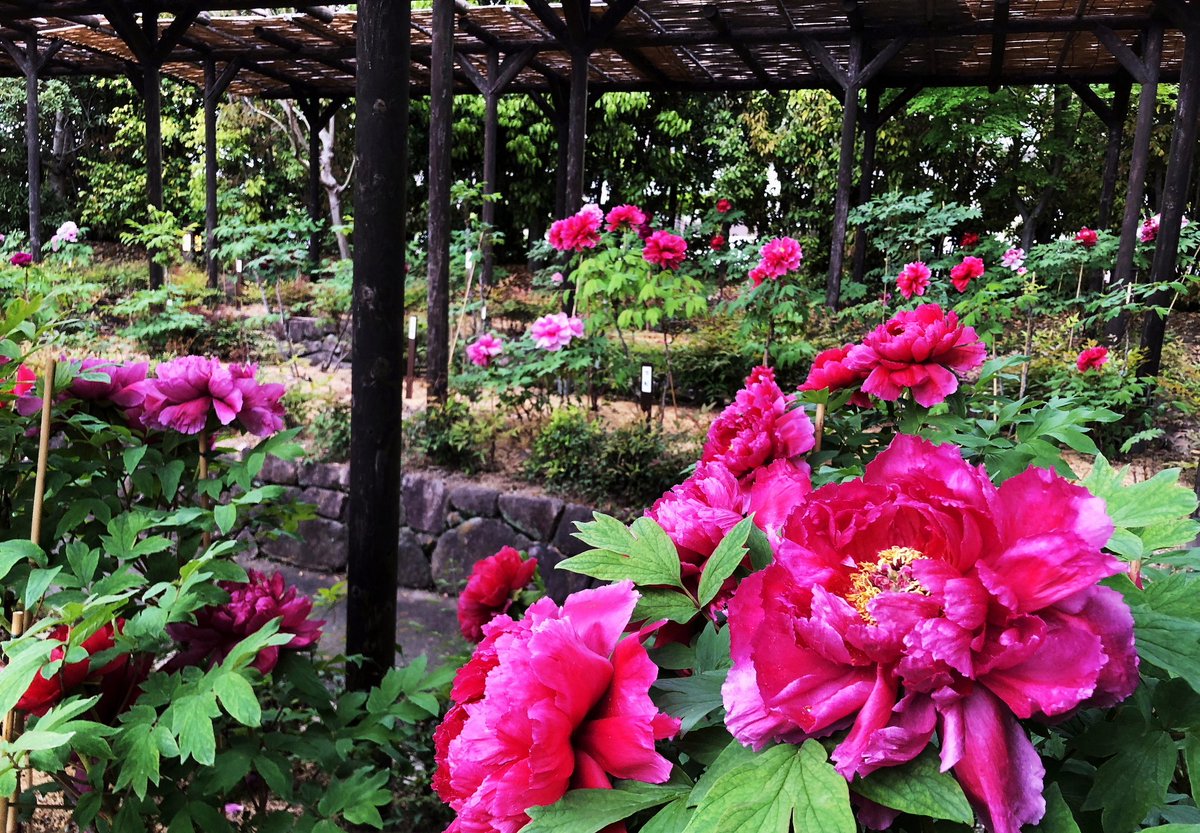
[1107,22,1163,344]
[827,35,863,309]
[1098,81,1132,230]
[481,48,500,291]
[851,87,880,286]
[300,97,324,272]
[553,92,570,219]
[564,48,589,213]
[204,61,220,290]
[24,34,42,263]
[143,11,165,289]
[426,0,454,403]
[1139,24,1200,378]
[347,0,409,691]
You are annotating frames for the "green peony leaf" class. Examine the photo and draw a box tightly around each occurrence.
[697,517,753,607]
[684,741,855,833]
[1082,729,1176,833]
[654,670,727,732]
[1030,783,1080,833]
[213,672,261,727]
[522,780,689,833]
[850,749,972,824]
[1122,573,1200,691]
[562,514,684,590]
[634,588,700,625]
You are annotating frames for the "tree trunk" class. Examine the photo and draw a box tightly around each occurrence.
[318,114,352,260]
[47,108,72,201]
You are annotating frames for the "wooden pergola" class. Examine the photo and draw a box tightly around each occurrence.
[2,0,1199,685]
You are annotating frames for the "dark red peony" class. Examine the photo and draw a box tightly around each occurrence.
[457,547,539,642]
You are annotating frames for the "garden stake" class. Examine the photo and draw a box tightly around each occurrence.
[448,254,477,377]
[814,402,826,453]
[199,430,212,550]
[3,351,56,833]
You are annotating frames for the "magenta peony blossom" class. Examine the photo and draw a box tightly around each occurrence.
[141,356,242,435]
[643,230,687,270]
[950,256,985,292]
[9,252,32,268]
[799,345,872,408]
[748,265,771,287]
[723,435,1137,833]
[434,582,681,833]
[166,570,324,675]
[69,358,149,423]
[846,304,986,408]
[1139,215,1159,242]
[605,204,647,232]
[457,546,538,642]
[896,262,931,299]
[757,236,803,278]
[701,366,815,479]
[1076,346,1109,372]
[1075,227,1098,248]
[529,312,584,351]
[547,208,602,252]
[229,363,286,437]
[466,333,504,368]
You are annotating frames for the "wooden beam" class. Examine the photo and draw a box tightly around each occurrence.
[859,36,909,85]
[255,24,354,74]
[1093,24,1150,84]
[704,4,774,86]
[1068,80,1113,121]
[522,0,569,43]
[851,86,880,285]
[204,58,220,288]
[796,33,850,90]
[562,0,589,45]
[493,46,534,92]
[564,47,589,211]
[591,0,637,44]
[453,50,488,93]
[989,0,1010,92]
[1099,81,1131,230]
[347,0,409,692]
[878,84,922,123]
[482,47,499,289]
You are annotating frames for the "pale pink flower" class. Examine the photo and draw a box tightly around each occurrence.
[1001,247,1025,270]
[550,271,564,285]
[529,312,585,351]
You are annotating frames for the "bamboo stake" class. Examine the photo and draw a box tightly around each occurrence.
[813,402,827,453]
[199,430,211,550]
[3,352,56,833]
[448,254,477,376]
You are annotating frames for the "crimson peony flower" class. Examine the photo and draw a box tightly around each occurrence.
[710,233,726,251]
[701,366,815,479]
[949,256,985,292]
[140,356,243,435]
[799,345,872,408]
[230,363,286,437]
[716,198,732,214]
[529,312,585,351]
[896,261,931,299]
[434,582,680,833]
[604,204,647,232]
[9,252,32,268]
[748,265,771,287]
[547,207,602,252]
[960,232,979,249]
[1075,227,1099,248]
[457,547,539,642]
[1076,346,1109,372]
[466,333,504,368]
[1139,215,1159,243]
[757,236,803,278]
[166,571,324,675]
[7,362,36,400]
[17,622,136,717]
[723,435,1137,833]
[846,304,986,408]
[643,230,687,270]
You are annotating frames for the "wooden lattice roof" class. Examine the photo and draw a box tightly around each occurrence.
[0,1,1193,99]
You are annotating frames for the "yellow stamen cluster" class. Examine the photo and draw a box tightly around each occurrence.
[846,546,928,623]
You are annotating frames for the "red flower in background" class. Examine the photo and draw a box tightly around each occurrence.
[643,230,688,270]
[1075,227,1099,248]
[950,256,985,292]
[17,622,136,717]
[710,233,726,251]
[960,232,980,249]
[457,547,539,642]
[9,252,32,268]
[846,304,986,407]
[716,198,732,214]
[1076,346,1109,372]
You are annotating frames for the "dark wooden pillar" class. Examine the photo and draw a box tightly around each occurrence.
[427,0,454,402]
[850,87,879,286]
[144,14,165,289]
[347,0,409,691]
[564,48,589,213]
[482,49,500,290]
[1099,82,1132,229]
[827,36,862,309]
[1107,22,1163,342]
[1139,24,1200,378]
[553,94,569,218]
[204,59,239,290]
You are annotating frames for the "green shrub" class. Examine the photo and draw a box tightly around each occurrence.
[409,397,498,473]
[523,407,604,492]
[309,401,353,462]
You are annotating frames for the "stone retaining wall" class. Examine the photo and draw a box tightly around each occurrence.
[253,460,597,602]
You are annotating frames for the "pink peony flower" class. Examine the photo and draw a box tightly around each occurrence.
[229,363,286,437]
[69,358,149,423]
[701,366,815,479]
[710,233,726,251]
[896,262,931,299]
[1001,248,1025,271]
[140,356,243,435]
[550,271,564,285]
[1075,227,1098,248]
[529,312,585,352]
[748,265,771,287]
[547,208,602,252]
[9,252,32,268]
[457,546,539,642]
[717,198,732,214]
[960,232,979,249]
[1076,346,1109,372]
[12,363,35,399]
[166,570,324,675]
[757,236,803,278]
[605,204,647,232]
[434,582,681,833]
[950,256,985,292]
[1139,215,1159,242]
[466,333,504,368]
[50,221,80,251]
[845,304,986,408]
[799,345,872,408]
[723,435,1137,833]
[643,230,687,270]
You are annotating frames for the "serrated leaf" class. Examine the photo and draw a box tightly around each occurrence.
[641,799,692,833]
[1082,729,1176,833]
[697,517,752,607]
[523,780,689,833]
[851,749,972,823]
[654,671,727,732]
[1086,462,1198,530]
[171,691,219,765]
[634,589,700,625]
[1124,574,1200,690]
[684,741,854,833]
[213,672,261,727]
[562,515,683,590]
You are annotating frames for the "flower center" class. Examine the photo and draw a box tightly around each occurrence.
[846,546,928,622]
